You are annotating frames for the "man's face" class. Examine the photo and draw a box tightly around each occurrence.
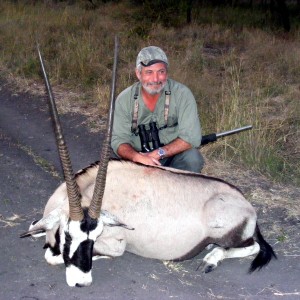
[136,62,168,95]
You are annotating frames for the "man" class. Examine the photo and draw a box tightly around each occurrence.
[111,46,204,173]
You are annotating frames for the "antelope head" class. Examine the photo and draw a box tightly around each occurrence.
[21,37,122,287]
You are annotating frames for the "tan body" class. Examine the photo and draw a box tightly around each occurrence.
[43,160,257,261]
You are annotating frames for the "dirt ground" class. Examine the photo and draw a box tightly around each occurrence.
[0,79,299,299]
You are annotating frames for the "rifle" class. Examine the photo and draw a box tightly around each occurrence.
[201,125,253,146]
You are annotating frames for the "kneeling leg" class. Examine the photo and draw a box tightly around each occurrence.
[93,228,126,259]
[199,242,260,273]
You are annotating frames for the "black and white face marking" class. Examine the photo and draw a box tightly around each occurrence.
[62,210,104,287]
[44,229,65,265]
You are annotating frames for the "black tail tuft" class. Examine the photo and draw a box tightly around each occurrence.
[249,224,277,273]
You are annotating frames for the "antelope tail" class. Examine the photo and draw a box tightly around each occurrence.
[249,224,277,273]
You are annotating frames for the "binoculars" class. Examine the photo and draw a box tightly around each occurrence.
[138,122,163,153]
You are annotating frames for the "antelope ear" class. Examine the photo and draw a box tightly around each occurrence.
[20,222,46,238]
[100,210,134,230]
[20,208,62,238]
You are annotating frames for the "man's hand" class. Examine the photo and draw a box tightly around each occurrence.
[138,151,161,166]
[117,138,192,167]
[117,143,161,166]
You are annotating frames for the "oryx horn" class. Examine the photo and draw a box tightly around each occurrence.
[88,36,119,220]
[37,43,84,222]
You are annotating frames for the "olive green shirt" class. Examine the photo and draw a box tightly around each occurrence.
[111,79,201,154]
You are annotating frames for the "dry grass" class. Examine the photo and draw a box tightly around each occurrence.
[0,1,299,185]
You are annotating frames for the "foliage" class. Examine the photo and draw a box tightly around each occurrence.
[0,0,299,185]
[131,0,189,28]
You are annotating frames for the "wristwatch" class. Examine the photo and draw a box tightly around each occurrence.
[157,147,166,159]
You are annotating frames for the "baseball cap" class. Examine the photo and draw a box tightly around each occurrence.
[136,46,169,68]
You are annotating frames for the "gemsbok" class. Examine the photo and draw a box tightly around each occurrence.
[20,37,276,287]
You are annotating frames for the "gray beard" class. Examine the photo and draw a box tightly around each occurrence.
[142,81,166,95]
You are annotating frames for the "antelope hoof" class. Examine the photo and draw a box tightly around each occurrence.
[198,261,218,273]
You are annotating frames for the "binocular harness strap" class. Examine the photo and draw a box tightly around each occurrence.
[164,91,170,126]
[132,83,140,134]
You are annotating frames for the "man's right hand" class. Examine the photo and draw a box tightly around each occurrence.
[117,143,161,166]
[136,152,161,166]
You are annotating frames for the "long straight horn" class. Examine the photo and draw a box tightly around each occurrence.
[88,36,119,220]
[37,44,84,222]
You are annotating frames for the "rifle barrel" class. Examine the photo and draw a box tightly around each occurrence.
[200,125,253,146]
[216,125,253,138]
